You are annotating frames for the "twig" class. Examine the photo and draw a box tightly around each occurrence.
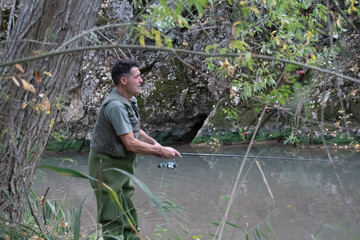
[24,182,46,238]
[213,101,267,240]
[255,159,275,208]
[95,30,128,59]
[41,187,50,226]
[214,71,284,240]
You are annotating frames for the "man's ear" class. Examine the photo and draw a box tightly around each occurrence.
[120,76,127,85]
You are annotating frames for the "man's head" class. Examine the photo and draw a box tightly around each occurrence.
[111,59,143,100]
[111,59,139,85]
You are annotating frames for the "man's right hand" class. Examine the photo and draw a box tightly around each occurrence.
[160,146,182,159]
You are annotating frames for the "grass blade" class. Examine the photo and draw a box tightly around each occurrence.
[105,167,172,228]
[38,165,96,181]
[73,191,92,240]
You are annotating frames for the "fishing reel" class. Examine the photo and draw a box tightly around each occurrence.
[157,159,177,169]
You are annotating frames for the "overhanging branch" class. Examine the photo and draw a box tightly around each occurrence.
[1,44,359,84]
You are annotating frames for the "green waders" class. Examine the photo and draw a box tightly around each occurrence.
[88,149,140,240]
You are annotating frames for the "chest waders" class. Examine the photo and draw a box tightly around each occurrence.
[89,90,141,240]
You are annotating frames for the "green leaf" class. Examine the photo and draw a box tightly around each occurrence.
[73,191,92,240]
[38,165,96,181]
[225,220,243,229]
[194,1,204,16]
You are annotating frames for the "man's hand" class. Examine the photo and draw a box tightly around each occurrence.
[160,146,182,159]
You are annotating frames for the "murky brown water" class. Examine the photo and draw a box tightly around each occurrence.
[35,144,360,240]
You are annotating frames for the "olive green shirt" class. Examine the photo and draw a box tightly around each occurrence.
[90,88,141,158]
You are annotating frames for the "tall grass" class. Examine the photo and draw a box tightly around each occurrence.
[0,163,282,240]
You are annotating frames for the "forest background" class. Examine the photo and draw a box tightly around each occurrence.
[0,0,360,239]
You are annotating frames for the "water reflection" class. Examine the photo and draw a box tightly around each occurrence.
[35,144,360,240]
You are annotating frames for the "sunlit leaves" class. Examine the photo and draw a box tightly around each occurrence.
[15,64,24,73]
[152,30,162,47]
[43,71,52,77]
[40,96,51,114]
[11,77,20,87]
[21,78,36,94]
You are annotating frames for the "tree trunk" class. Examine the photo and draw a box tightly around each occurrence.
[0,0,102,222]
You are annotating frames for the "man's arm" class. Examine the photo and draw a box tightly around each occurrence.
[120,131,181,159]
[139,129,161,146]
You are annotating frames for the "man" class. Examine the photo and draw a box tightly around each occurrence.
[89,59,181,239]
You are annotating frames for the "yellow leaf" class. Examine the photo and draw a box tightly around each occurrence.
[336,18,341,28]
[352,6,357,11]
[11,77,20,87]
[306,30,313,41]
[49,119,55,128]
[15,64,24,73]
[43,71,52,77]
[177,18,183,27]
[139,35,145,46]
[249,6,260,15]
[41,97,50,112]
[281,19,285,30]
[34,70,42,83]
[312,54,316,60]
[239,1,246,5]
[21,79,36,94]
[153,30,162,47]
[272,36,279,45]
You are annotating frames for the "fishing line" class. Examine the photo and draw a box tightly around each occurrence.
[180,152,360,164]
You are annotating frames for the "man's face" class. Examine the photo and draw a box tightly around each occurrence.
[125,67,143,96]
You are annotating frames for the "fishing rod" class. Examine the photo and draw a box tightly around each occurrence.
[179,152,360,164]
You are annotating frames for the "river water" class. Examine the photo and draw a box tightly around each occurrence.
[35,144,360,240]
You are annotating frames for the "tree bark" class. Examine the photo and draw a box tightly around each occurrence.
[0,0,102,222]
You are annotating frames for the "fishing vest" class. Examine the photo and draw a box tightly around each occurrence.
[90,89,141,158]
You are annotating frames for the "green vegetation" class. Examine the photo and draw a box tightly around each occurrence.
[46,138,90,152]
[192,128,360,147]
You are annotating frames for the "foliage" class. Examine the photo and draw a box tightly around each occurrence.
[128,0,360,149]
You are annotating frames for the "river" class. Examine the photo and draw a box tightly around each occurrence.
[35,143,360,240]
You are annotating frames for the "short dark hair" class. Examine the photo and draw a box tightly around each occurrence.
[111,59,139,85]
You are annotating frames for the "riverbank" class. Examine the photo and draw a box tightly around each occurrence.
[44,131,360,155]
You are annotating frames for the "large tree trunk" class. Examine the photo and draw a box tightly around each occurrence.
[0,0,102,222]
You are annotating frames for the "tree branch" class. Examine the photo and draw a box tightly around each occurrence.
[1,44,360,84]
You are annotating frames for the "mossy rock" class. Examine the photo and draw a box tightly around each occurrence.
[207,97,258,130]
